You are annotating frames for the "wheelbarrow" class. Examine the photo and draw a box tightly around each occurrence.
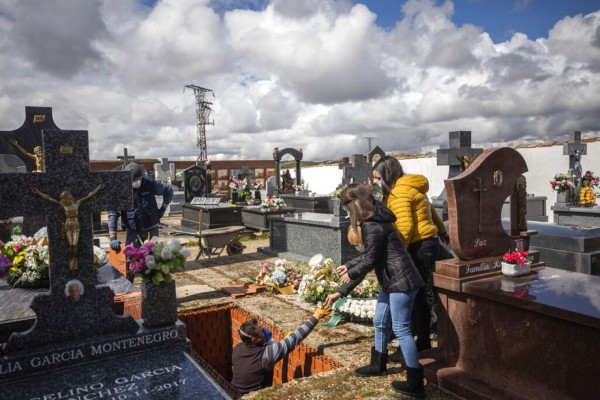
[195,225,246,260]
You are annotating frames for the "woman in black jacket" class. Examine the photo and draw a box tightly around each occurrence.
[326,184,426,399]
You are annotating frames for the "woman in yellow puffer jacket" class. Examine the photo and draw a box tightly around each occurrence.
[373,156,449,353]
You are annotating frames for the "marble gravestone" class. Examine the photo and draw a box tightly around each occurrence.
[444,147,529,260]
[0,130,230,399]
[424,147,600,399]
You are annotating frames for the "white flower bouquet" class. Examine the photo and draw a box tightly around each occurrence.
[337,297,377,323]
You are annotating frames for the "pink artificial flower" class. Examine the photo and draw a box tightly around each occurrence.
[261,263,270,274]
[128,260,147,273]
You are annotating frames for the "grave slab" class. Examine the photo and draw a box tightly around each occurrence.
[279,194,330,213]
[509,219,600,275]
[181,204,243,231]
[259,212,359,264]
[241,206,296,231]
[4,347,230,400]
[425,267,600,400]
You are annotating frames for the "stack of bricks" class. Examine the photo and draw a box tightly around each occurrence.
[112,292,142,320]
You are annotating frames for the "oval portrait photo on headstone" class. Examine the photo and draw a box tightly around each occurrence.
[65,279,84,301]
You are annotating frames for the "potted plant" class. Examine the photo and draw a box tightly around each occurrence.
[124,238,190,327]
[501,249,532,277]
[550,173,574,204]
[580,171,599,207]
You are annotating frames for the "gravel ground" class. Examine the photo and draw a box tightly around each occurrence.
[168,232,461,400]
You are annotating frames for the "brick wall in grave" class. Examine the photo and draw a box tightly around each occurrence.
[179,304,342,387]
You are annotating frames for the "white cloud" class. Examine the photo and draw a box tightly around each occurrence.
[0,0,598,163]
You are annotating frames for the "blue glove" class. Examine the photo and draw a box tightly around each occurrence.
[262,327,273,344]
[158,206,166,219]
[110,238,121,253]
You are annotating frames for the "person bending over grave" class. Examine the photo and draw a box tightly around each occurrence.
[108,163,173,281]
[32,183,107,271]
[10,139,44,172]
[231,303,331,395]
[325,184,426,399]
[373,156,449,356]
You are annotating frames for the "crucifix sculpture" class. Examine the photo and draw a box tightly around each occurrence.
[0,129,138,351]
[32,184,106,271]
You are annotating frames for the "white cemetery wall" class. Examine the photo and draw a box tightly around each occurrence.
[300,140,600,219]
[301,165,343,195]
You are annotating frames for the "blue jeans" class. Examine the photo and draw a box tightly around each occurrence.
[373,288,420,368]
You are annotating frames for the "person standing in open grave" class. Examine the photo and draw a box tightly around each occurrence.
[373,156,449,356]
[108,163,173,281]
[231,303,331,395]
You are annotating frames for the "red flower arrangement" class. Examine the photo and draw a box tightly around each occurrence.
[502,250,531,265]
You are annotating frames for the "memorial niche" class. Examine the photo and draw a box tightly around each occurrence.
[272,147,303,194]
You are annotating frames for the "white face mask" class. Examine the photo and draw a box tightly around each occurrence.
[132,180,142,189]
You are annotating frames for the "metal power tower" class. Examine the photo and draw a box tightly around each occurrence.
[184,84,214,164]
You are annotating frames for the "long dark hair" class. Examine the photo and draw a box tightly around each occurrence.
[372,156,404,204]
[339,184,375,249]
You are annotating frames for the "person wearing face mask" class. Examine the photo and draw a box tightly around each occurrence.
[231,304,331,395]
[108,163,173,281]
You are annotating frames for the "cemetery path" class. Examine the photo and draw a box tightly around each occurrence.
[173,238,454,400]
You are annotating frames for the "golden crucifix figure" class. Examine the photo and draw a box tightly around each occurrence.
[10,139,45,172]
[32,183,107,271]
[456,154,476,171]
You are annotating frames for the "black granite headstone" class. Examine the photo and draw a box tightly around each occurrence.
[0,130,138,351]
[183,165,208,203]
[0,129,231,399]
[0,107,61,236]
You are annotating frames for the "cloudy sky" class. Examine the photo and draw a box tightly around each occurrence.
[1,0,599,162]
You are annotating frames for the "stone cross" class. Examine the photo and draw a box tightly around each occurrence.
[433,131,484,221]
[154,157,175,182]
[437,131,484,179]
[339,154,372,185]
[563,131,586,179]
[0,130,138,351]
[117,147,135,167]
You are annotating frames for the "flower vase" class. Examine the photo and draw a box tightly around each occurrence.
[231,191,239,203]
[556,191,570,205]
[141,279,178,328]
[277,285,296,295]
[501,262,531,277]
[295,191,300,196]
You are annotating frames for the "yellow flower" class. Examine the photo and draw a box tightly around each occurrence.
[580,187,596,206]
[10,267,19,272]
